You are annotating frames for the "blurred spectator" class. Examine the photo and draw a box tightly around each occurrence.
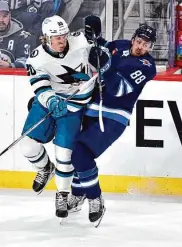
[59,0,83,26]
[7,0,56,37]
[61,0,104,31]
[0,1,36,68]
[54,0,64,14]
[58,0,104,31]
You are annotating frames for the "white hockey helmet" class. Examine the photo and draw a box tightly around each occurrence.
[42,15,69,40]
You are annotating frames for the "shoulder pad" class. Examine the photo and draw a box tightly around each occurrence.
[68,32,88,48]
[26,45,43,68]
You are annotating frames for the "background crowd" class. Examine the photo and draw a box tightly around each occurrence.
[0,0,171,68]
[0,0,104,68]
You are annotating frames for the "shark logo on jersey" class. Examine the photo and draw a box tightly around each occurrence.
[56,65,90,84]
[139,59,152,67]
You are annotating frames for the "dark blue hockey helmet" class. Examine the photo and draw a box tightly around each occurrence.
[132,24,157,44]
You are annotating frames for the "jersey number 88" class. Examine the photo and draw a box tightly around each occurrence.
[130,70,146,84]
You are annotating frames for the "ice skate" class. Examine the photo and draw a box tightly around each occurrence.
[33,161,55,194]
[67,194,86,213]
[88,195,106,228]
[55,191,69,223]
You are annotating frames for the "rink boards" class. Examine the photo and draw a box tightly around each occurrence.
[0,68,182,195]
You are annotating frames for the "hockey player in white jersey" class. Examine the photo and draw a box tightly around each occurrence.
[19,15,97,220]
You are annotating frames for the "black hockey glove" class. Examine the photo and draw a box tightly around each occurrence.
[89,46,111,75]
[85,15,101,43]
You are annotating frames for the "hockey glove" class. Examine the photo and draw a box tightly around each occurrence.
[46,95,67,118]
[85,15,101,43]
[89,46,111,75]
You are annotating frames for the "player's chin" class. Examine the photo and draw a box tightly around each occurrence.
[58,45,66,52]
[134,51,144,56]
[132,52,140,57]
[57,47,64,52]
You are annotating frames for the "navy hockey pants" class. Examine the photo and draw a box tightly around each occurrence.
[71,116,127,199]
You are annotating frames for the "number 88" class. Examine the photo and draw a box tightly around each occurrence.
[130,70,146,84]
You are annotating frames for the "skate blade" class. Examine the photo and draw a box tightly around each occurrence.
[93,207,106,228]
[37,189,43,195]
[59,217,65,225]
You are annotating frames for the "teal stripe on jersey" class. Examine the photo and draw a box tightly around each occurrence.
[30,75,50,85]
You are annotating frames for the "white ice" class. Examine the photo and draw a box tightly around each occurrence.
[1,189,182,247]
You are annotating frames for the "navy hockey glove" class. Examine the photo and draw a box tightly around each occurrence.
[46,95,67,118]
[89,46,111,74]
[85,15,101,43]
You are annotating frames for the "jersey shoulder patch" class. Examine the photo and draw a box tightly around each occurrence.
[70,31,81,37]
[30,49,39,58]
[27,45,45,69]
[139,58,152,67]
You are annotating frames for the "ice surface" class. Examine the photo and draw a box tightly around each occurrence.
[0,189,182,247]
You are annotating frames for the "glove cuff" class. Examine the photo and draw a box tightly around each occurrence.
[37,90,55,108]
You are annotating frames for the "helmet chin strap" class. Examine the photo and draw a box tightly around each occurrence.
[150,43,155,50]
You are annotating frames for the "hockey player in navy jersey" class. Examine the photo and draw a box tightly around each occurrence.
[68,16,157,227]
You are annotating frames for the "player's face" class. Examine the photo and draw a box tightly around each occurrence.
[0,11,10,32]
[131,37,152,56]
[50,34,68,52]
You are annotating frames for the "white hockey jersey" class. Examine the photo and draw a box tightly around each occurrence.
[26,32,95,112]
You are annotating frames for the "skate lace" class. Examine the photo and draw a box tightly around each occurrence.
[34,165,53,184]
[68,195,77,206]
[56,192,67,210]
[35,170,48,184]
[68,195,82,206]
[89,198,101,213]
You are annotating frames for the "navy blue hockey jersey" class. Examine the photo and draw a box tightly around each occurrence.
[85,40,156,126]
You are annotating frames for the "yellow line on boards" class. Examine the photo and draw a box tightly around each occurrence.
[0,171,182,195]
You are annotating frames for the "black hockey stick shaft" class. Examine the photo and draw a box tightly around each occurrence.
[93,34,103,100]
[0,89,80,157]
[92,30,104,132]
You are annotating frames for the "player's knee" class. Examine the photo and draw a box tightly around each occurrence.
[19,136,42,157]
[55,145,74,172]
[71,142,94,171]
[55,145,72,162]
[56,163,74,173]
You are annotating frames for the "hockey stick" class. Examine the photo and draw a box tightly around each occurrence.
[92,32,104,132]
[0,73,98,157]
